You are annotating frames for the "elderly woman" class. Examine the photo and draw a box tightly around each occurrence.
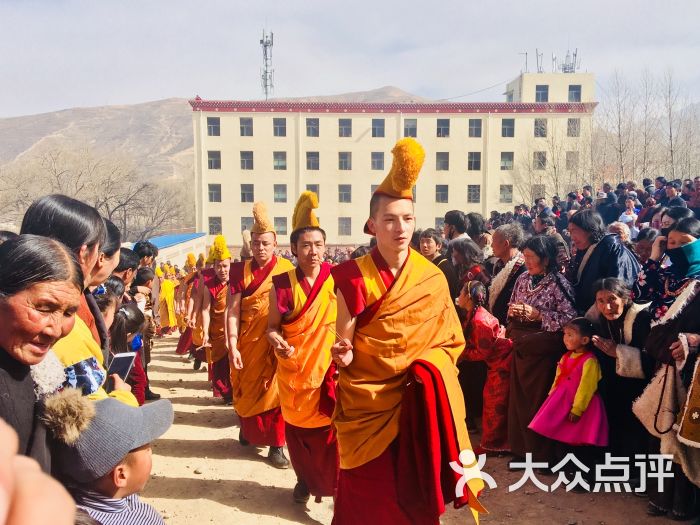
[0,235,84,470]
[633,227,660,264]
[507,235,578,462]
[20,194,135,405]
[566,209,640,314]
[588,278,652,463]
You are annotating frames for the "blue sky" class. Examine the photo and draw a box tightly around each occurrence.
[1,0,698,117]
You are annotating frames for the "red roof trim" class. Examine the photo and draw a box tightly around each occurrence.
[188,99,597,115]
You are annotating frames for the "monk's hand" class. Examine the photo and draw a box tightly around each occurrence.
[592,336,617,358]
[331,339,354,367]
[273,335,295,359]
[568,411,581,423]
[230,349,243,370]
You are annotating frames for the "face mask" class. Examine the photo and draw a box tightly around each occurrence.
[660,226,672,237]
[667,239,700,278]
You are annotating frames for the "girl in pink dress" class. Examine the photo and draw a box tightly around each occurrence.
[529,318,608,447]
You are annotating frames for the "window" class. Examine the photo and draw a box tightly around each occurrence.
[566,151,580,170]
[468,118,482,138]
[535,85,549,103]
[533,151,547,170]
[274,184,287,203]
[208,183,221,202]
[306,151,319,170]
[533,184,546,200]
[339,118,352,137]
[207,151,221,170]
[500,152,514,171]
[502,118,515,138]
[339,152,352,170]
[435,185,449,203]
[499,185,513,204]
[338,217,351,236]
[371,152,384,170]
[534,118,547,138]
[306,118,319,137]
[207,117,220,136]
[567,118,581,137]
[372,119,385,138]
[240,151,253,170]
[568,85,582,103]
[371,184,379,195]
[467,185,481,203]
[241,217,254,232]
[241,184,254,203]
[273,151,287,170]
[468,152,481,171]
[404,118,417,137]
[274,217,287,236]
[306,184,320,199]
[273,118,286,137]
[240,117,253,136]
[338,184,352,203]
[435,217,445,230]
[436,152,449,171]
[208,217,222,235]
[437,118,450,137]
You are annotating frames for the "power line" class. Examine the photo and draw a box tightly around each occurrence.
[438,79,511,102]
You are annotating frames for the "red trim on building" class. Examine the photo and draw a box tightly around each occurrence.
[188,99,597,115]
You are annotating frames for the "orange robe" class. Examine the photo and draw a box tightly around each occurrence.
[202,270,231,399]
[229,255,294,446]
[273,262,339,497]
[331,248,484,524]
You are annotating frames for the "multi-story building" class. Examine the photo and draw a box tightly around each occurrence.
[190,71,596,245]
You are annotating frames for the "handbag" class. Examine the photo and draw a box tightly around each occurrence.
[632,363,685,438]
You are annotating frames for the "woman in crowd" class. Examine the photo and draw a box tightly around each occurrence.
[20,194,135,405]
[589,278,652,463]
[507,235,578,462]
[566,209,639,314]
[635,197,657,228]
[640,217,700,519]
[534,211,570,271]
[607,221,635,251]
[450,236,491,288]
[466,212,493,258]
[633,228,659,264]
[0,235,84,470]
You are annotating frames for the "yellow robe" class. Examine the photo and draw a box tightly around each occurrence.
[333,249,474,469]
[277,267,336,428]
[159,278,177,328]
[231,257,294,418]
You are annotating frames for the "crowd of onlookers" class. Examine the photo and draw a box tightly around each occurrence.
[405,175,700,521]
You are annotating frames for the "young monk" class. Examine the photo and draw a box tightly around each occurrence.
[226,202,295,469]
[330,138,485,524]
[267,191,339,503]
[200,235,233,400]
[175,253,197,355]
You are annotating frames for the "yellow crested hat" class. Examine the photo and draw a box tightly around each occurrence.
[196,253,205,267]
[155,266,164,278]
[291,191,320,231]
[251,202,275,235]
[209,234,232,262]
[186,252,196,268]
[364,138,425,234]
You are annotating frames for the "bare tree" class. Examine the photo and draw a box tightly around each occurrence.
[662,69,680,179]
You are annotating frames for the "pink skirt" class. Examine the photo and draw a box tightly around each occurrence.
[529,386,609,446]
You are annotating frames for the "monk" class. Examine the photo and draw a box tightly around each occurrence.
[200,236,233,401]
[175,253,198,355]
[267,191,339,503]
[226,202,295,469]
[330,138,485,524]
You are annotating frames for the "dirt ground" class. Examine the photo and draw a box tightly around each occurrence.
[142,335,694,525]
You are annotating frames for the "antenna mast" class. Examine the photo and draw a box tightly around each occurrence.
[260,30,274,100]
